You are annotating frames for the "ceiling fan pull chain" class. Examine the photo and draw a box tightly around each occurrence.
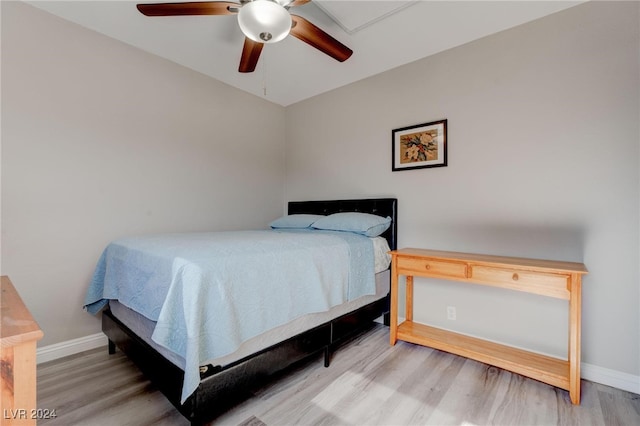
[262,53,268,96]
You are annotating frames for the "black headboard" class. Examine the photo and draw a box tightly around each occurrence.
[288,198,398,251]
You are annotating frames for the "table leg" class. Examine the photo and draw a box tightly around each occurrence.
[568,273,582,404]
[390,258,398,345]
[406,275,413,322]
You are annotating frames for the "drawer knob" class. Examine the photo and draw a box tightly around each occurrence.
[425,264,431,270]
[512,273,519,281]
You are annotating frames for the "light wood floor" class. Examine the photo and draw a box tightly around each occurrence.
[37,325,639,425]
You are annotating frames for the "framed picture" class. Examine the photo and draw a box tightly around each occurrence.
[392,119,447,171]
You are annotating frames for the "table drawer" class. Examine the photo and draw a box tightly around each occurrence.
[470,265,570,299]
[397,256,468,279]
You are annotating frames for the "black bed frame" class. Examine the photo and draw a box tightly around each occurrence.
[102,198,397,424]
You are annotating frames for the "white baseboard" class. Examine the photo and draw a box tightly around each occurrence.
[582,362,640,395]
[36,332,640,396]
[37,332,108,364]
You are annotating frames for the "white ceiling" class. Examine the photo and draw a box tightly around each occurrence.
[26,0,584,106]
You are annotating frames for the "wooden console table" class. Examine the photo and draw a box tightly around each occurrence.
[1,276,44,425]
[389,248,588,404]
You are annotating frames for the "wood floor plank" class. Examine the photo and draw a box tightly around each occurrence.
[597,384,640,426]
[363,348,467,425]
[37,349,188,426]
[255,329,402,425]
[485,372,560,425]
[37,325,640,425]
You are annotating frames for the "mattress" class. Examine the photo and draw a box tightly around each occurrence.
[90,230,391,402]
[109,269,390,371]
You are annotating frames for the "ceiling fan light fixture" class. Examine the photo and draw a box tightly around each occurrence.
[238,0,292,43]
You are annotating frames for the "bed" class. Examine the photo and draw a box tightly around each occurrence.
[86,198,397,424]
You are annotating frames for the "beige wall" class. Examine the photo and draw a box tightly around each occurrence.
[1,2,286,345]
[285,1,639,376]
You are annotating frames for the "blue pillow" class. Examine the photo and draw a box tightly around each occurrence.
[269,214,325,229]
[311,212,392,237]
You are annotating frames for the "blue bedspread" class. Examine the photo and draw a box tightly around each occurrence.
[84,229,375,403]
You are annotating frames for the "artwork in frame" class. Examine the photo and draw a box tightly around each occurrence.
[392,119,447,171]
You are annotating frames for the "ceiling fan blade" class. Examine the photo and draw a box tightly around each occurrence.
[290,15,352,62]
[239,38,264,73]
[136,2,239,16]
[287,0,311,6]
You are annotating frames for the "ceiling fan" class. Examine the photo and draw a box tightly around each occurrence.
[136,0,353,73]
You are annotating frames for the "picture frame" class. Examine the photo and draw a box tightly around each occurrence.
[392,119,447,171]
